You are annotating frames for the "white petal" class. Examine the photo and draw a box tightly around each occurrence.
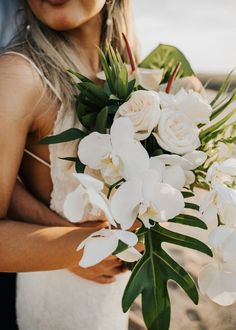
[183,151,207,170]
[79,232,118,267]
[86,188,117,226]
[198,263,236,306]
[219,203,236,227]
[162,165,186,190]
[73,173,104,191]
[111,117,135,148]
[156,154,192,170]
[152,183,185,221]
[184,170,195,185]
[111,179,142,230]
[78,133,111,169]
[137,68,163,91]
[220,158,236,176]
[63,186,87,223]
[117,247,142,262]
[149,157,165,180]
[201,204,218,230]
[113,230,138,246]
[208,225,234,249]
[117,140,150,180]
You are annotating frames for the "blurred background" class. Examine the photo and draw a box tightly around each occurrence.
[134,0,236,91]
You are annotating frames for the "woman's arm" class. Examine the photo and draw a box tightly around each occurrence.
[0,55,95,272]
[8,180,72,227]
[0,220,94,272]
[7,180,126,283]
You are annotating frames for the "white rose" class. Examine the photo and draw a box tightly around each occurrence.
[159,89,212,124]
[153,109,200,154]
[115,90,161,140]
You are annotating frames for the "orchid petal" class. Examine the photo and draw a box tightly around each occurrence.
[198,263,236,306]
[78,132,111,169]
[162,165,186,190]
[113,230,138,246]
[117,247,142,262]
[111,117,135,148]
[183,151,207,170]
[63,186,87,223]
[86,188,117,226]
[152,183,185,221]
[73,173,104,191]
[78,230,118,267]
[116,140,150,180]
[111,179,142,230]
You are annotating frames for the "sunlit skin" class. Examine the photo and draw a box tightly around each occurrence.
[0,0,128,283]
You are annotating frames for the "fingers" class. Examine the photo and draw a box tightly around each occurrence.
[94,275,116,284]
[130,219,142,231]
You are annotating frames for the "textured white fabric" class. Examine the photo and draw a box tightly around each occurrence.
[11,52,130,330]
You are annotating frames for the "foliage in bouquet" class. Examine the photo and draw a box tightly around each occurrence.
[40,38,236,330]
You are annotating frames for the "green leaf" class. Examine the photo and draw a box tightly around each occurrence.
[152,225,212,256]
[76,82,108,107]
[76,158,85,173]
[200,108,236,141]
[210,70,234,107]
[169,214,207,230]
[113,240,128,255]
[95,107,109,133]
[80,113,97,130]
[185,202,200,211]
[182,191,195,198]
[210,93,236,121]
[59,157,77,162]
[122,224,204,330]
[39,128,86,145]
[139,44,194,83]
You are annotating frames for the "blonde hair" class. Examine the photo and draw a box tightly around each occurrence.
[5,0,138,112]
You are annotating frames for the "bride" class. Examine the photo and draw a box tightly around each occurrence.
[0,0,138,329]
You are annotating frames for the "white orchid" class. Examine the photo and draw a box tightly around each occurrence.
[115,90,161,140]
[198,225,236,306]
[97,64,163,91]
[111,167,185,230]
[153,151,207,190]
[78,117,149,184]
[200,183,236,229]
[63,173,116,226]
[159,88,212,124]
[77,228,139,267]
[206,158,236,187]
[218,142,236,161]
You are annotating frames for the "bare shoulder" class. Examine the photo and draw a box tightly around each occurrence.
[0,53,45,121]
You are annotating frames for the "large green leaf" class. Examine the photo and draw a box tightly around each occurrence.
[39,128,86,144]
[139,44,194,83]
[122,224,212,330]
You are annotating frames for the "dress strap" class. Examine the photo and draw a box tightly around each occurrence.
[3,51,62,102]
[24,149,51,168]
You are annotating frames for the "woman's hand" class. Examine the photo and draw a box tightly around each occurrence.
[69,256,127,284]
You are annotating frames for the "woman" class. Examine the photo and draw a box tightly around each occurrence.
[0,0,137,329]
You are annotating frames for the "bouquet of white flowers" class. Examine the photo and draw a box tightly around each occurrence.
[41,36,236,330]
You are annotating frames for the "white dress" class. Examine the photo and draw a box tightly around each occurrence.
[7,52,130,330]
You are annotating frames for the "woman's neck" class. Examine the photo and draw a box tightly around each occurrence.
[66,14,102,77]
